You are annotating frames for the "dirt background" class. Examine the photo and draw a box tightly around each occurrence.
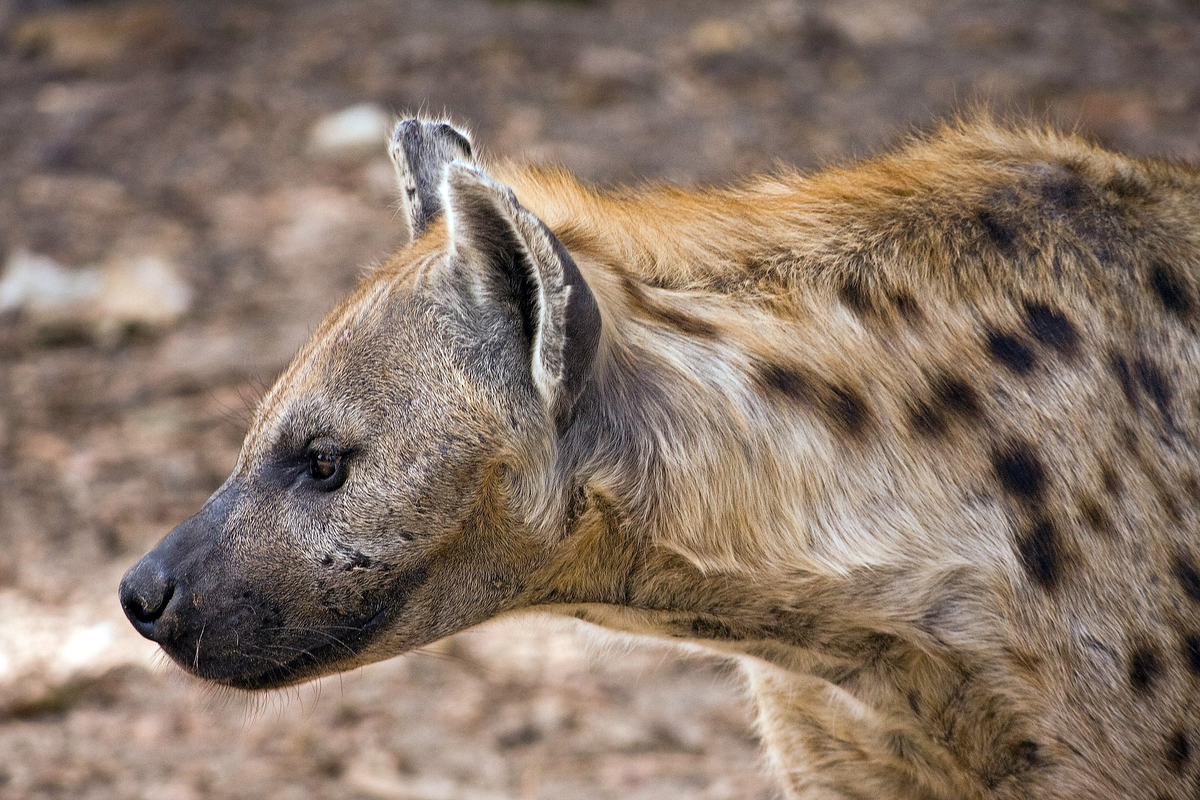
[0,1,1198,798]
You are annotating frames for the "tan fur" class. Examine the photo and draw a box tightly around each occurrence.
[131,117,1200,799]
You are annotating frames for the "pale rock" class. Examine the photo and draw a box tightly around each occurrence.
[0,247,192,343]
[688,18,752,55]
[94,254,193,341]
[309,102,392,159]
[0,248,103,317]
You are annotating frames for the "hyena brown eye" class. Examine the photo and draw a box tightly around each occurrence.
[308,450,342,484]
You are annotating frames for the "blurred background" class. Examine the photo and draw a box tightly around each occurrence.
[0,0,1198,798]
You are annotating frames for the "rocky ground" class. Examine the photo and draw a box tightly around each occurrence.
[1,0,1198,798]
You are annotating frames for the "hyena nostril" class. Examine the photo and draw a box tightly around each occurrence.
[132,581,174,623]
[119,560,177,632]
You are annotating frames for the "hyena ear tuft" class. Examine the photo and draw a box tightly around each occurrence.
[443,163,602,428]
[389,118,476,242]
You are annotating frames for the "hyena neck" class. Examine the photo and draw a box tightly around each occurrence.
[512,172,1003,659]
[523,269,906,641]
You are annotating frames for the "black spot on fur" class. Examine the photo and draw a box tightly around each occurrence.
[1013,740,1042,768]
[934,375,982,417]
[1130,645,1163,693]
[1105,173,1151,200]
[1039,167,1088,211]
[983,738,1045,788]
[889,290,922,323]
[1101,464,1123,497]
[757,363,871,437]
[1110,353,1139,409]
[1150,263,1194,318]
[1024,302,1079,356]
[838,276,875,317]
[910,401,944,437]
[979,209,1018,254]
[1173,553,1200,604]
[911,374,982,437]
[1135,358,1173,416]
[827,383,871,436]
[1182,634,1200,675]
[986,329,1037,374]
[1184,475,1200,508]
[1079,496,1113,537]
[1167,730,1190,773]
[1016,518,1063,589]
[993,442,1047,501]
[758,363,813,404]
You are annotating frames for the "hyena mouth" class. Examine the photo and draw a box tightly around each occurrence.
[212,606,391,691]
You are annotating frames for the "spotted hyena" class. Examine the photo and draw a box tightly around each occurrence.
[121,116,1200,799]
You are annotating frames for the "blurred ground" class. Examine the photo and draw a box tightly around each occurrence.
[0,0,1198,798]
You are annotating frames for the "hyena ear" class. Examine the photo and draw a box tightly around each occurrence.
[389,118,476,242]
[443,162,602,428]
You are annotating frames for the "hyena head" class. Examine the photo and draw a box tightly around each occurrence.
[119,119,601,689]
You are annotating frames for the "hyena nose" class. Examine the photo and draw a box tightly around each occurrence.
[119,557,177,639]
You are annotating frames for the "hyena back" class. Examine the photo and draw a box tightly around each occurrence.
[121,117,1200,799]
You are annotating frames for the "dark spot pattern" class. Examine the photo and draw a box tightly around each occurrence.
[934,375,982,417]
[1135,358,1173,417]
[1167,730,1190,773]
[1013,740,1042,768]
[1173,554,1200,604]
[1023,302,1079,356]
[979,209,1018,254]
[911,374,982,437]
[756,362,872,437]
[1039,166,1088,211]
[1078,497,1113,537]
[993,442,1048,501]
[910,402,943,437]
[828,384,871,436]
[758,363,812,404]
[1129,645,1162,693]
[1150,263,1194,318]
[1016,518,1063,589]
[1101,464,1123,497]
[986,329,1036,374]
[837,275,874,317]
[1182,634,1200,675]
[889,290,922,323]
[1105,173,1151,200]
[1110,353,1139,409]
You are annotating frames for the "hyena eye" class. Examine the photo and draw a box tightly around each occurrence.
[306,445,347,490]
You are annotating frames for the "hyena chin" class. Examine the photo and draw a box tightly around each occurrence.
[123,116,1200,799]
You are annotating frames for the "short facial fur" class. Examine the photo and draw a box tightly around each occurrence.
[122,116,1200,799]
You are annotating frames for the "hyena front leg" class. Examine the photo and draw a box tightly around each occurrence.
[743,661,969,800]
[389,117,476,240]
